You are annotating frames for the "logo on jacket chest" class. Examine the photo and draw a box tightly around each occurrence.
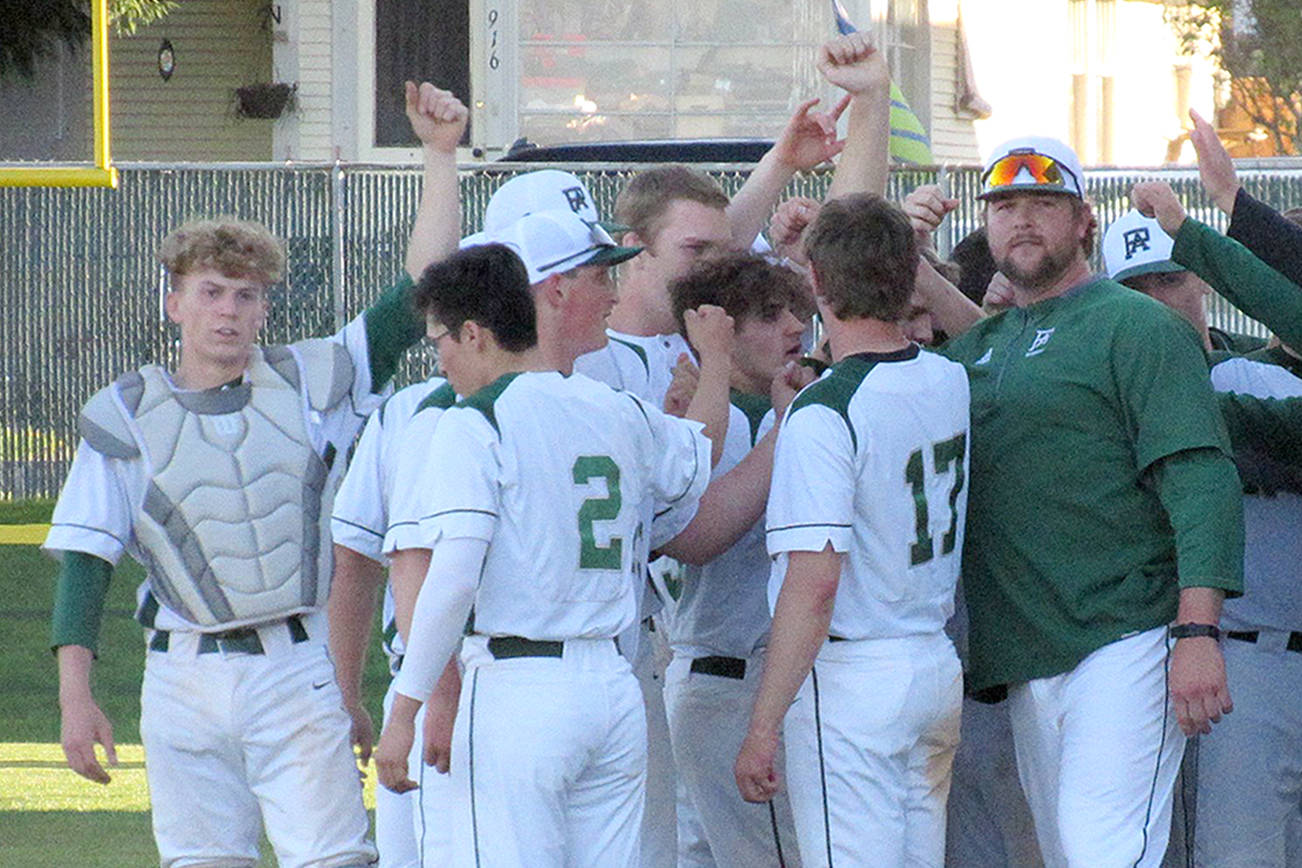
[1025,327,1055,357]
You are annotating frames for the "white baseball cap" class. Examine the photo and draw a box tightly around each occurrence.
[483,169,624,234]
[462,210,642,286]
[979,136,1086,200]
[1102,209,1185,283]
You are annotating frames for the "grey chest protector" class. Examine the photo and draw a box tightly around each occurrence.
[78,341,354,629]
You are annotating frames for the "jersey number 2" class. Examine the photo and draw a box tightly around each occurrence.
[905,433,966,566]
[573,455,623,569]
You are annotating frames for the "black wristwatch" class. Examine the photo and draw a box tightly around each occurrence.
[1169,623,1221,640]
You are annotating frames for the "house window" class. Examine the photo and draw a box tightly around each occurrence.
[374,0,471,147]
[514,0,826,144]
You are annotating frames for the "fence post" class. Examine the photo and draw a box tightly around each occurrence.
[331,162,347,331]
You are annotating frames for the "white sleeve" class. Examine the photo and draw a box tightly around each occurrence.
[388,408,500,553]
[43,441,135,564]
[331,408,388,563]
[644,399,712,511]
[649,498,701,551]
[334,312,386,418]
[391,536,488,701]
[640,399,711,549]
[382,406,448,554]
[765,406,856,555]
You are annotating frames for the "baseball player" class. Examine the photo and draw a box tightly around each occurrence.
[921,136,1243,868]
[45,205,437,866]
[1109,185,1302,867]
[661,252,814,868]
[735,193,970,867]
[380,158,784,868]
[324,81,467,868]
[374,243,713,866]
[330,376,458,866]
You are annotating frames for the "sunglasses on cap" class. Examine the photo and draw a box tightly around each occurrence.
[982,149,1080,194]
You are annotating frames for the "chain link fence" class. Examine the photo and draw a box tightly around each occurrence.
[2,163,1298,498]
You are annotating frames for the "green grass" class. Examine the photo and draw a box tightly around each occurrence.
[0,524,393,865]
[0,498,54,524]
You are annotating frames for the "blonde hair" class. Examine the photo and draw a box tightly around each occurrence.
[156,217,285,286]
[614,166,729,245]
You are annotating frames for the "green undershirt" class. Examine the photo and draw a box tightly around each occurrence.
[50,552,114,654]
[364,274,424,391]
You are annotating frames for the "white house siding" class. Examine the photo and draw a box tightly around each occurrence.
[111,0,274,161]
[927,0,982,165]
[290,0,337,160]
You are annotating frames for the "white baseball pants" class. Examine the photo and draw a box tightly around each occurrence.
[449,635,645,867]
[664,649,801,867]
[783,633,962,868]
[140,615,375,868]
[1008,625,1185,868]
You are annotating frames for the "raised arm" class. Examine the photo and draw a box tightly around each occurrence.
[820,32,892,202]
[726,97,848,249]
[915,257,983,338]
[362,84,470,391]
[1188,108,1302,294]
[1131,180,1302,350]
[404,82,470,280]
[682,304,735,467]
[1188,108,1240,217]
[659,362,815,564]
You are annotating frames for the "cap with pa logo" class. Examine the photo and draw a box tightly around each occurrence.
[979,136,1085,200]
[483,169,627,235]
[1102,209,1185,283]
[461,210,642,286]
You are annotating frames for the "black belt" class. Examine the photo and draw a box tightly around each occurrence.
[487,636,564,659]
[185,615,309,655]
[1224,629,1302,653]
[690,655,746,680]
[486,635,619,659]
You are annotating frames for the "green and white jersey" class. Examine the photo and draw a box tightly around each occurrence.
[332,377,454,673]
[575,329,692,409]
[398,370,711,641]
[381,384,466,556]
[669,391,776,658]
[941,278,1241,692]
[766,346,971,640]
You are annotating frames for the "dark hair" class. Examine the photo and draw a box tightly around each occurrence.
[949,226,995,304]
[669,252,813,337]
[615,165,730,245]
[804,194,918,321]
[413,244,537,352]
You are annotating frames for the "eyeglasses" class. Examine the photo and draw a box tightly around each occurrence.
[425,326,455,349]
[982,150,1079,194]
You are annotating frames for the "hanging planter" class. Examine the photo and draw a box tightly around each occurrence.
[235,82,296,119]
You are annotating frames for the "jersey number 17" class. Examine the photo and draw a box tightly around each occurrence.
[905,432,966,566]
